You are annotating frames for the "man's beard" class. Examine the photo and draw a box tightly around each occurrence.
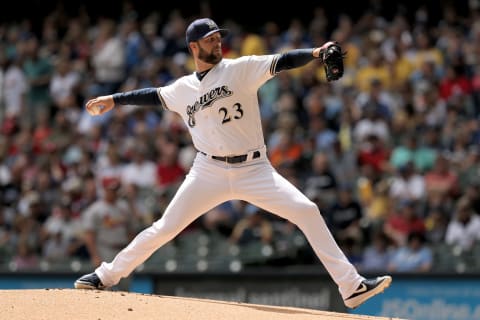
[198,44,222,64]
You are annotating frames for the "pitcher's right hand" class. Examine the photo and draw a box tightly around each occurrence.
[85,95,115,116]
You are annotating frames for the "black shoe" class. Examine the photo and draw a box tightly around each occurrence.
[344,275,392,309]
[74,272,106,290]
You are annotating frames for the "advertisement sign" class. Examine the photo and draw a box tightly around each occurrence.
[352,278,480,320]
[0,274,153,293]
[153,275,344,311]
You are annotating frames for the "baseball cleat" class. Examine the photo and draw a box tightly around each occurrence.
[74,272,106,290]
[343,275,392,309]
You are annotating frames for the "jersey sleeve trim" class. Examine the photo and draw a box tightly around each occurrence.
[157,88,169,110]
[269,54,280,76]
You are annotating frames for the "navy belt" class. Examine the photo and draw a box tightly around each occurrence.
[201,150,261,163]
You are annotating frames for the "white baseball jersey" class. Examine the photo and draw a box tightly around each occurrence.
[95,54,365,302]
[158,55,278,156]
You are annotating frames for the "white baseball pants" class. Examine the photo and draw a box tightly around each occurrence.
[96,151,364,299]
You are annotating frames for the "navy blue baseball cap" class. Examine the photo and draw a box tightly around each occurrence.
[185,18,229,44]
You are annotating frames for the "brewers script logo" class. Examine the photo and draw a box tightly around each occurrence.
[186,85,233,127]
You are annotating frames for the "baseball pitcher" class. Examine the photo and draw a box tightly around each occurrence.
[74,17,391,309]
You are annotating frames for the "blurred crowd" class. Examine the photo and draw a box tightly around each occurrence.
[1,1,480,275]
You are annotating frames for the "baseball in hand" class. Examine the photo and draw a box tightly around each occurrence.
[89,104,104,115]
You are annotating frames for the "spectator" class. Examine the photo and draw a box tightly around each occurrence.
[412,81,447,129]
[11,238,39,270]
[353,105,390,145]
[34,169,59,208]
[49,56,82,117]
[80,176,139,290]
[325,184,364,244]
[409,60,442,91]
[355,78,395,122]
[389,161,426,203]
[387,231,433,272]
[42,200,86,260]
[89,18,126,95]
[362,179,392,232]
[458,146,480,190]
[445,197,480,250]
[268,128,303,169]
[2,55,28,120]
[424,206,449,245]
[32,112,52,155]
[14,205,42,249]
[361,231,393,272]
[389,133,437,174]
[22,35,54,125]
[303,152,337,206]
[357,134,391,179]
[339,236,363,268]
[159,11,189,58]
[410,31,444,72]
[119,13,148,75]
[125,106,161,136]
[267,111,299,150]
[388,37,415,91]
[424,154,461,201]
[229,205,273,246]
[473,65,480,116]
[0,208,14,261]
[354,49,392,93]
[201,201,241,236]
[464,181,480,215]
[309,116,337,151]
[121,143,157,189]
[438,64,472,102]
[42,231,70,263]
[95,142,124,183]
[155,135,186,190]
[326,139,358,187]
[383,199,426,247]
[48,110,76,151]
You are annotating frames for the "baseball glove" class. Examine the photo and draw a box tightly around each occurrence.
[321,42,345,82]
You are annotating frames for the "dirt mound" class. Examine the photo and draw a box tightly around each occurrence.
[0,288,403,320]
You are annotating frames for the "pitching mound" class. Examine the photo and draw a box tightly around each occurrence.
[0,288,402,320]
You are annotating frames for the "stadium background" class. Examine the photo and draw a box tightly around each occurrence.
[0,0,480,319]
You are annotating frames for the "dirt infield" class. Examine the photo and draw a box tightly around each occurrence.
[0,288,405,320]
